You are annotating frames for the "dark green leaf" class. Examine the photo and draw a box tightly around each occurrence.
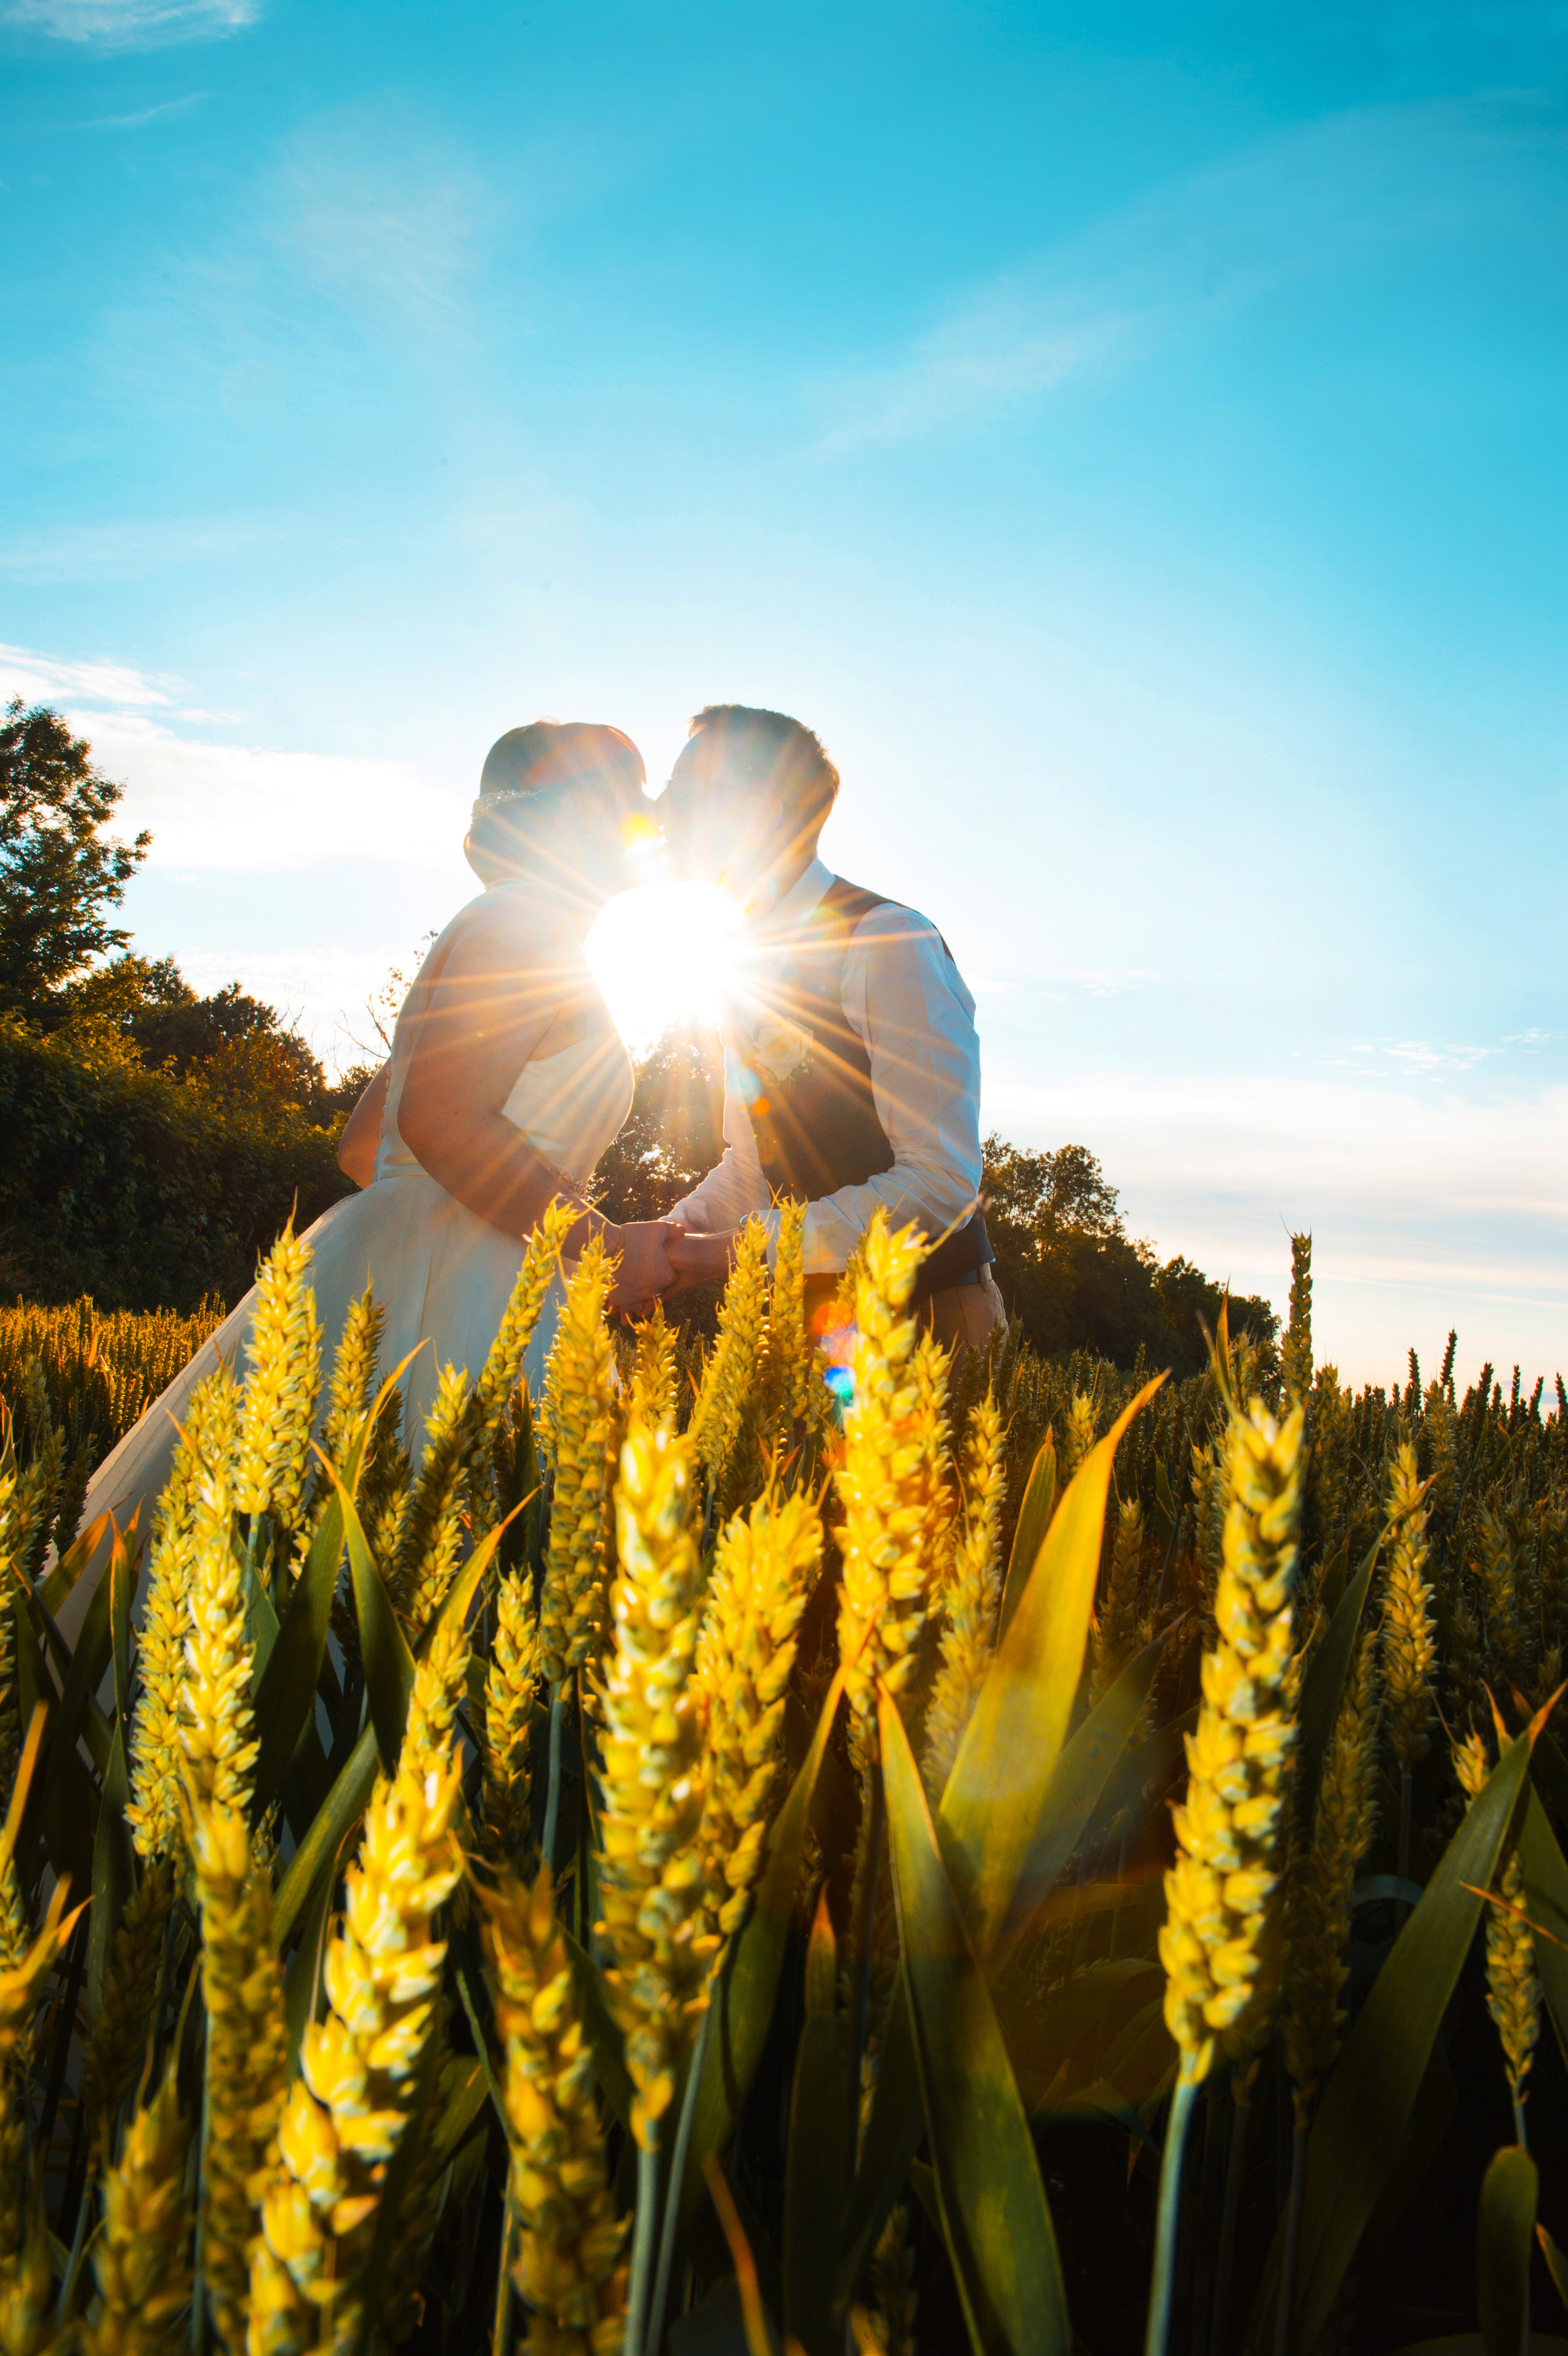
[997,1431,1055,1644]
[282,1825,342,2064]
[835,1974,921,2313]
[1516,1791,1568,2069]
[1152,1457,1177,1552]
[36,1505,115,1622]
[1536,2221,1568,2316]
[941,1376,1165,1954]
[334,1472,416,1774]
[993,1626,1165,1967]
[1529,1731,1568,1831]
[784,1891,850,2356]
[1295,1534,1379,1817]
[562,1921,632,2133]
[1279,1722,1536,2355]
[683,1655,850,2220]
[43,1526,120,1792]
[254,1354,423,1816]
[1477,2144,1535,2356]
[272,1719,378,1953]
[880,1689,1072,2356]
[252,1492,345,1818]
[86,1724,132,2030]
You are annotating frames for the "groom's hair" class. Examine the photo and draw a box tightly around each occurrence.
[684,705,840,843]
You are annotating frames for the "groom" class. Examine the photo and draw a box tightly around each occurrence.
[657,703,1004,1353]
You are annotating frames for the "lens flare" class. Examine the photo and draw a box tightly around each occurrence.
[585,881,743,1049]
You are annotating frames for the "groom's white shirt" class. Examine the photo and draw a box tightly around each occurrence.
[668,856,985,1273]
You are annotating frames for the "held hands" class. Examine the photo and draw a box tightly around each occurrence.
[607,1221,681,1316]
[602,1221,739,1316]
[664,1226,737,1288]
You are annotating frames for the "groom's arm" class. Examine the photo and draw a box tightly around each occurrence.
[798,903,983,1268]
[665,1048,775,1236]
[669,908,983,1278]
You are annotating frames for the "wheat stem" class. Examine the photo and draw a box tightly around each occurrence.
[1145,2074,1198,2356]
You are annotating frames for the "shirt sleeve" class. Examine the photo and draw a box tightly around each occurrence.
[798,904,984,1273]
[666,1041,780,1244]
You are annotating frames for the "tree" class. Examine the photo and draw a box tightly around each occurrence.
[591,1022,726,1221]
[0,700,150,1015]
[981,1132,1280,1374]
[982,1136,1123,1250]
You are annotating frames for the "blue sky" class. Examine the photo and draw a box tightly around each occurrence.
[3,0,1565,1385]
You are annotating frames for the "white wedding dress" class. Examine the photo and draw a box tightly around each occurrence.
[57,882,634,1647]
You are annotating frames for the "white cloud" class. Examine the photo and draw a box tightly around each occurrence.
[0,640,458,873]
[815,96,1559,450]
[78,711,457,873]
[988,1066,1568,1385]
[0,638,175,709]
[1,0,255,40]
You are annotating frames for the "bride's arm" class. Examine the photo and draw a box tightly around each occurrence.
[337,1063,389,1186]
[395,902,674,1305]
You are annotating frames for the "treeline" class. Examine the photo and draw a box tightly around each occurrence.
[0,697,366,1306]
[0,694,1279,1367]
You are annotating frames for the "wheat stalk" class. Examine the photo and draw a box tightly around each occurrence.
[923,1390,1006,1795]
[179,1371,257,1820]
[127,1376,218,1863]
[235,1221,322,1539]
[834,1213,952,1748]
[250,1648,464,2354]
[81,2074,191,2356]
[598,1416,718,2147]
[539,1239,619,1689]
[483,1864,627,2356]
[695,1486,820,1938]
[191,1798,289,2351]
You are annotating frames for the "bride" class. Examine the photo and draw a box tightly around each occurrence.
[58,719,675,1644]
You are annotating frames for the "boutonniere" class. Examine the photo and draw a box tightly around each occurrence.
[751,1014,814,1086]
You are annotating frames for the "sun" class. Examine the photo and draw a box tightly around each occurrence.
[584,879,743,1052]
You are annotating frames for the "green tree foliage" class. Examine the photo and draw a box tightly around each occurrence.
[47,951,371,1122]
[0,704,364,1305]
[983,1133,1278,1376]
[0,698,150,1015]
[0,1019,351,1310]
[591,1021,726,1221]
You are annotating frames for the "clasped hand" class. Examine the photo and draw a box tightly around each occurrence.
[607,1221,736,1315]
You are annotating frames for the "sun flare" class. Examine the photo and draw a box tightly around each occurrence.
[584,880,743,1051]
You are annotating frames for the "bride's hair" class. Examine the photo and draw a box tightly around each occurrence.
[469,719,646,869]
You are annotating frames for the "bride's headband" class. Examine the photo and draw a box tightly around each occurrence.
[470,777,591,825]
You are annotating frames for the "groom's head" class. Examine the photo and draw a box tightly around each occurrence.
[659,705,839,907]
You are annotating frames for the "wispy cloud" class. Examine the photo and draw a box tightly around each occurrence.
[0,517,267,584]
[1325,1038,1493,1076]
[275,100,490,344]
[84,90,208,128]
[1,0,255,43]
[814,96,1564,450]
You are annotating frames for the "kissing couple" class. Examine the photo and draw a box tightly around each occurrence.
[66,701,1005,1628]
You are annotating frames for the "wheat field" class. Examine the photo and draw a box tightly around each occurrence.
[0,1219,1564,2356]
